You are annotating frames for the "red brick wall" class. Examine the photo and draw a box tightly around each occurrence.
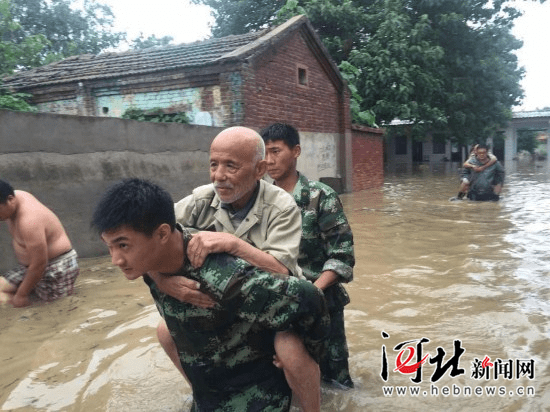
[352,126,384,191]
[241,30,346,133]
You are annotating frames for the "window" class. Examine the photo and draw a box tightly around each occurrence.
[395,135,407,155]
[432,133,446,154]
[102,107,109,114]
[297,65,308,87]
[432,141,446,154]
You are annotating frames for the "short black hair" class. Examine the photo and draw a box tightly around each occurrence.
[260,123,300,148]
[477,143,489,151]
[91,178,176,237]
[0,180,14,204]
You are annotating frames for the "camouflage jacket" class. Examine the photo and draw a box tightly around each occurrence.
[463,158,505,196]
[144,227,329,412]
[292,173,355,309]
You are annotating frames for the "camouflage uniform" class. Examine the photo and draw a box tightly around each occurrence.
[292,172,355,388]
[145,227,330,411]
[462,158,505,201]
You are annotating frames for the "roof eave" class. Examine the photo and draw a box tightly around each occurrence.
[217,15,346,92]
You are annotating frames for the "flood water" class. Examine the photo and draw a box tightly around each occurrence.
[2,160,550,411]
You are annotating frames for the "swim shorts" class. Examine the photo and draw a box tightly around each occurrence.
[2,249,79,301]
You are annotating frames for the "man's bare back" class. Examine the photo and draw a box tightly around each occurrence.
[7,191,72,265]
[1,185,77,307]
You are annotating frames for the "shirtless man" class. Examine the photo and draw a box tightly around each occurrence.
[0,180,79,307]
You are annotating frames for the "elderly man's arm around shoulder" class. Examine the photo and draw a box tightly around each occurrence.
[147,271,216,308]
[148,233,291,308]
[149,229,290,306]
[188,231,289,274]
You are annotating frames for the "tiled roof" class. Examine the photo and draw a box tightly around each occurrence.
[2,29,268,89]
[2,15,345,93]
[513,110,550,119]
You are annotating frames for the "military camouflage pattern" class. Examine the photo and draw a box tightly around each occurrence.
[292,172,355,387]
[462,158,505,201]
[145,227,330,411]
[319,307,353,387]
[292,173,354,284]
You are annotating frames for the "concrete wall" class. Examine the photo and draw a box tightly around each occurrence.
[94,86,224,127]
[297,132,338,181]
[36,99,80,115]
[29,62,239,125]
[0,110,222,271]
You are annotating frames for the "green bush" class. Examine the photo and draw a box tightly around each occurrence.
[121,107,189,124]
[0,84,36,112]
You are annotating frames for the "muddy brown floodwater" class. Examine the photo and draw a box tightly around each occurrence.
[2,161,550,411]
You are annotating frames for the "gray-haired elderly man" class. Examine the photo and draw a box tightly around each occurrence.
[149,126,324,411]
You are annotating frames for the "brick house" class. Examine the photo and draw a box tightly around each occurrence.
[3,15,383,191]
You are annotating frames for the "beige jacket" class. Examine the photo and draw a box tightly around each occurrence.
[175,179,303,277]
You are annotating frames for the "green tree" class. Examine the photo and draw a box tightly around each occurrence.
[190,0,281,37]
[1,0,125,110]
[339,60,377,126]
[6,0,124,68]
[408,0,524,142]
[349,0,447,135]
[130,33,174,50]
[0,0,44,110]
[0,0,49,74]
[193,0,542,142]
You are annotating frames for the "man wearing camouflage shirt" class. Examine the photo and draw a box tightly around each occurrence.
[462,143,505,201]
[152,126,322,411]
[261,123,355,388]
[92,178,330,411]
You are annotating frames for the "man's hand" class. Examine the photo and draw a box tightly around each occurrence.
[151,273,216,308]
[187,232,237,268]
[313,270,339,291]
[189,231,289,275]
[12,293,31,308]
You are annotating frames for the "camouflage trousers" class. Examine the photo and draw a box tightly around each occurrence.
[320,308,354,388]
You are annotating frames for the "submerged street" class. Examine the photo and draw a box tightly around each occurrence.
[1,160,549,411]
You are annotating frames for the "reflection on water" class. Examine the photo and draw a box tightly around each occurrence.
[1,161,550,411]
